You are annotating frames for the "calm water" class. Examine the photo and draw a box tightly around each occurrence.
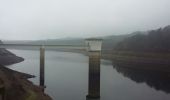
[7,49,170,100]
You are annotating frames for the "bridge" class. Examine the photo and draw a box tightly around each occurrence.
[0,39,102,100]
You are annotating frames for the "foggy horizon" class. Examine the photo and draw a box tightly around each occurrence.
[0,0,170,40]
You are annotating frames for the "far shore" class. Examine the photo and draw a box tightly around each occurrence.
[56,49,170,73]
[7,48,170,73]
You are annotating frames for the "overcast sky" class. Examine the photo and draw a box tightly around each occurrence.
[0,0,170,40]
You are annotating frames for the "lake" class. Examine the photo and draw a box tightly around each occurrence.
[7,49,170,100]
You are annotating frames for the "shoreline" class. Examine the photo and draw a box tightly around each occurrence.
[0,64,52,100]
[58,49,170,73]
[0,47,52,100]
[1,48,170,100]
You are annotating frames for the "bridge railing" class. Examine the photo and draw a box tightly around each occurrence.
[0,43,87,50]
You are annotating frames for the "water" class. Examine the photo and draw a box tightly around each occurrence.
[7,49,170,100]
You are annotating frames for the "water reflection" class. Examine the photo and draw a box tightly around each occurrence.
[113,63,170,93]
[9,49,170,100]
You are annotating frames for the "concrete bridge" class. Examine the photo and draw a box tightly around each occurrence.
[0,39,102,100]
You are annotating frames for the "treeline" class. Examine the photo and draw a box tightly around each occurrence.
[114,25,170,53]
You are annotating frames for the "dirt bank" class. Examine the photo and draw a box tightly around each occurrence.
[0,48,24,65]
[0,65,52,100]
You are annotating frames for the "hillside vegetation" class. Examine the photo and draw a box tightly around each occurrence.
[111,25,170,68]
[114,25,170,53]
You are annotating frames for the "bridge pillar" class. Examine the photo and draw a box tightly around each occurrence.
[85,38,102,99]
[40,46,45,89]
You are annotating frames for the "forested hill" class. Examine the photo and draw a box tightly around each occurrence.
[114,25,170,53]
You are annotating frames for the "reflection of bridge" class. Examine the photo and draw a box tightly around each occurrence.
[0,39,102,100]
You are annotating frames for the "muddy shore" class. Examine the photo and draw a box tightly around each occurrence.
[0,65,52,100]
[0,47,51,100]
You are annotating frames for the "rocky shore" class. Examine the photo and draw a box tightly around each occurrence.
[0,41,52,100]
[0,41,24,65]
[0,48,24,65]
[0,65,52,100]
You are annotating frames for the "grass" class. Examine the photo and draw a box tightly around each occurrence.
[25,90,37,100]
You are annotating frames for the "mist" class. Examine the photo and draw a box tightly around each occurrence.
[0,0,170,40]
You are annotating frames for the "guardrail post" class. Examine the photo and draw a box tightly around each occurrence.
[85,38,102,99]
[40,46,45,89]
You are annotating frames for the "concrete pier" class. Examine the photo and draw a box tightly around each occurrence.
[40,46,45,87]
[87,51,101,99]
[86,38,102,99]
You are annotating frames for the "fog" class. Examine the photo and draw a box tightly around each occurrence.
[0,0,170,40]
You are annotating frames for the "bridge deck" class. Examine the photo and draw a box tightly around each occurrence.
[0,44,87,50]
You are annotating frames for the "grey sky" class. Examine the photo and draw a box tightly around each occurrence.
[0,0,170,40]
